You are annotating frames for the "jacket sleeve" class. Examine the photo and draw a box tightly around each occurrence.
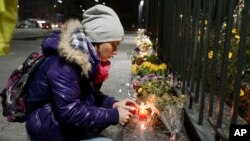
[94,83,118,108]
[47,60,119,129]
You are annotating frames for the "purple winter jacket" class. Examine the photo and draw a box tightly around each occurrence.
[25,20,119,141]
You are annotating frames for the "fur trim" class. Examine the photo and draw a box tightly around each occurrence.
[58,19,91,76]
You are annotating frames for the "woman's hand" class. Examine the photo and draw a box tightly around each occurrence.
[117,107,132,125]
[113,98,137,112]
[113,98,138,125]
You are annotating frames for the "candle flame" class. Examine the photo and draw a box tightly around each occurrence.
[140,123,145,130]
[140,102,145,110]
[141,102,144,106]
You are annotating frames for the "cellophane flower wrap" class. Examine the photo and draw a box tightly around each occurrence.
[131,74,185,141]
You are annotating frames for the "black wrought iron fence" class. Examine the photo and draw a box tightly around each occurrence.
[143,0,250,140]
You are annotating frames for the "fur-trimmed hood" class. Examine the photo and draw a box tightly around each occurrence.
[41,19,100,76]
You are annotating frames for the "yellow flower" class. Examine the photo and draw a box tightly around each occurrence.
[205,20,208,25]
[135,37,140,44]
[148,64,153,71]
[235,35,240,40]
[141,42,147,50]
[138,87,143,93]
[158,63,167,70]
[141,61,151,68]
[140,52,149,57]
[232,28,237,34]
[131,64,138,74]
[228,52,233,59]
[150,64,158,72]
[240,89,245,97]
[208,50,213,59]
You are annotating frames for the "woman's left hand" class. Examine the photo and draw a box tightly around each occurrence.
[113,98,138,113]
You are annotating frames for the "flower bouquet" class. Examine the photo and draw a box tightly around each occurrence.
[157,95,185,141]
[131,54,167,77]
[131,74,185,141]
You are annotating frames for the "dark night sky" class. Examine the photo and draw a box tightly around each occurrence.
[18,0,140,30]
[101,0,140,30]
[62,0,140,30]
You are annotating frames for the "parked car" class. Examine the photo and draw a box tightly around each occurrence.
[16,20,39,28]
[41,23,52,29]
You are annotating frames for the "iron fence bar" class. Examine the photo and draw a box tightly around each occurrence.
[147,0,159,43]
[179,0,185,77]
[187,0,196,88]
[170,0,176,73]
[190,0,200,98]
[174,1,178,74]
[157,0,166,61]
[145,0,149,29]
[230,0,250,125]
[182,0,196,109]
[197,0,207,125]
[165,0,172,64]
[191,0,201,103]
[176,0,181,75]
[163,0,169,64]
[182,0,192,94]
[180,0,187,89]
[186,0,193,88]
[170,0,174,71]
[200,0,214,119]
[175,0,178,75]
[178,0,183,77]
[156,0,160,49]
[209,0,224,119]
[187,0,196,109]
[171,1,177,73]
[216,0,236,140]
[166,0,171,62]
[194,0,205,104]
[163,0,170,65]
[206,0,216,118]
[206,1,225,140]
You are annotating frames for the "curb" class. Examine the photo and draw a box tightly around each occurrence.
[12,28,54,40]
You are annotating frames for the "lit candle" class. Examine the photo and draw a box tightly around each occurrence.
[140,123,146,130]
[139,103,148,119]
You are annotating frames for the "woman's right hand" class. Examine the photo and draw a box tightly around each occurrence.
[117,107,133,125]
[113,98,138,113]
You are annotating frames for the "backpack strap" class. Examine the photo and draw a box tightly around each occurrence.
[24,55,52,113]
[20,54,45,90]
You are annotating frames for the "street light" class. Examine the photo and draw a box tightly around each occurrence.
[138,0,144,28]
[140,0,144,6]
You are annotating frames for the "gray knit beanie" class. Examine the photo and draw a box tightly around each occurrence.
[82,4,124,43]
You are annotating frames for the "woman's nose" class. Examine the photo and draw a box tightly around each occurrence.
[112,51,118,55]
